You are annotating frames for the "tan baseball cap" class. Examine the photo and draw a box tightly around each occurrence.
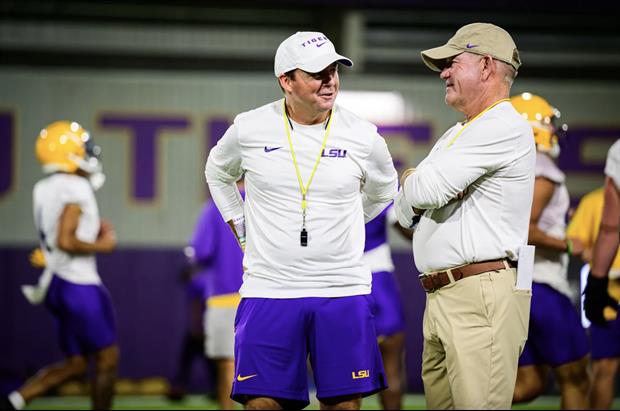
[421,22,521,72]
[274,31,353,77]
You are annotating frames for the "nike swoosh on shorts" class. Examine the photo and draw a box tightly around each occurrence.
[237,374,258,382]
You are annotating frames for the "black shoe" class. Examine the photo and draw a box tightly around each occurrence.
[0,396,16,411]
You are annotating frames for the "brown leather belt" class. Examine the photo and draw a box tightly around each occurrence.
[420,259,517,293]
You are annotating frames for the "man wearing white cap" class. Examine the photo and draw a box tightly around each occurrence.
[395,23,536,408]
[205,31,397,409]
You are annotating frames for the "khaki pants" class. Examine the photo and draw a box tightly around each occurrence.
[421,268,531,409]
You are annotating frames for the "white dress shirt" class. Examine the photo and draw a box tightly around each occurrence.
[402,101,536,274]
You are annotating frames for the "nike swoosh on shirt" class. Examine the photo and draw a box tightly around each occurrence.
[316,42,327,47]
[237,373,258,382]
[264,146,282,152]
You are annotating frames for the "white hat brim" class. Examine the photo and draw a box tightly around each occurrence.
[297,52,353,74]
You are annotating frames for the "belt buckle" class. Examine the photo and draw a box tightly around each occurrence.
[421,272,441,293]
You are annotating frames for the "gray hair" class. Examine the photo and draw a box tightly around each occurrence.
[497,60,517,86]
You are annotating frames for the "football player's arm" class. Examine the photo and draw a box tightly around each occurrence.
[590,177,620,279]
[361,136,398,223]
[528,177,583,255]
[57,204,116,254]
[566,193,597,262]
[584,177,620,325]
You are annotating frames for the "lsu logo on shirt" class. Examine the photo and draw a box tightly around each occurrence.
[351,369,370,380]
[321,148,347,158]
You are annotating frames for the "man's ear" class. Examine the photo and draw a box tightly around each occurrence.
[480,55,494,81]
[279,74,291,93]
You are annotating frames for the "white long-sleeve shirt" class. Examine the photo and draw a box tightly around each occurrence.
[206,99,398,298]
[403,101,535,274]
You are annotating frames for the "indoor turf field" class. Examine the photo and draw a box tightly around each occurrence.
[23,394,620,410]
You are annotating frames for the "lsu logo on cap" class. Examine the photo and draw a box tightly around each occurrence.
[301,36,329,48]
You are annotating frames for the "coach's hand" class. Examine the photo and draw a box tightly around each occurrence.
[584,274,618,326]
[400,167,416,188]
[394,189,418,229]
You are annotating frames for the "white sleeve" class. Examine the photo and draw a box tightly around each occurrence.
[403,118,516,210]
[205,123,244,222]
[361,135,398,222]
[605,139,620,189]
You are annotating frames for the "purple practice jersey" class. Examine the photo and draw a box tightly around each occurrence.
[364,205,390,253]
[190,193,245,300]
[362,202,406,337]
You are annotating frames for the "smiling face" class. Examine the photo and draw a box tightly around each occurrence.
[439,52,485,112]
[280,63,339,124]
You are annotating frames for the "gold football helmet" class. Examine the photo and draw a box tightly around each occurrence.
[511,93,567,158]
[35,121,105,189]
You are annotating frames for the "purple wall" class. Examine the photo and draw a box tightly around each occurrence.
[0,247,427,394]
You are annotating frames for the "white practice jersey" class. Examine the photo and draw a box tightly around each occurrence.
[405,101,535,273]
[206,99,398,298]
[33,173,101,284]
[606,139,620,187]
[532,152,572,298]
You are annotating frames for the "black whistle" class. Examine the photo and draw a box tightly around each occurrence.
[300,228,308,247]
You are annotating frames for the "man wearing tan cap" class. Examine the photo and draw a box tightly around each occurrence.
[206,31,397,409]
[394,22,536,408]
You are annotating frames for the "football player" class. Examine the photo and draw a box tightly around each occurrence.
[510,94,591,409]
[2,121,119,410]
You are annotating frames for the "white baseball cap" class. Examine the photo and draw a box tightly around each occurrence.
[274,31,353,77]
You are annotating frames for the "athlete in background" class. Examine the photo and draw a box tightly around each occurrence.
[1,121,118,411]
[191,182,245,410]
[363,203,410,410]
[579,139,620,409]
[510,93,591,409]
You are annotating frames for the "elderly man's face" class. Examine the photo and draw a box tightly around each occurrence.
[439,52,484,111]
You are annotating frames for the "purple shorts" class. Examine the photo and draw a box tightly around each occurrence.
[231,296,387,407]
[519,282,589,367]
[370,271,406,338]
[44,275,117,357]
[590,312,620,360]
